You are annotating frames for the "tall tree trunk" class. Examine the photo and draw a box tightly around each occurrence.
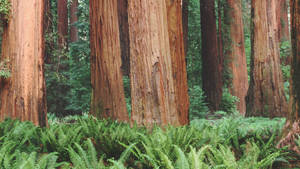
[0,0,47,126]
[44,0,53,64]
[57,0,68,47]
[166,0,190,125]
[200,0,223,112]
[70,0,79,43]
[217,0,224,85]
[128,0,180,127]
[90,0,128,121]
[223,0,249,115]
[117,0,130,76]
[182,0,189,56]
[277,0,290,42]
[246,0,287,117]
[279,0,300,155]
[277,0,291,66]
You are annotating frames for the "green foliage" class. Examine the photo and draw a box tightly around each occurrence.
[189,85,209,119]
[0,0,10,20]
[0,115,290,168]
[0,59,10,78]
[187,0,202,86]
[45,0,91,115]
[219,88,239,115]
[280,41,292,101]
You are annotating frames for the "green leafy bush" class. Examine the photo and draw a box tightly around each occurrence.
[0,114,291,168]
[0,0,10,20]
[219,88,239,115]
[189,85,209,119]
[0,59,10,79]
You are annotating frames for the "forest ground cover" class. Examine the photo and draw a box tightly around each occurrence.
[0,114,298,169]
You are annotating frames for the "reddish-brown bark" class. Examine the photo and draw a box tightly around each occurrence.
[217,0,224,82]
[70,0,79,43]
[200,0,223,111]
[278,0,300,155]
[276,0,290,42]
[90,0,129,121]
[224,0,249,115]
[0,0,47,126]
[44,0,53,64]
[166,0,190,125]
[117,0,130,76]
[128,0,180,127]
[57,0,68,47]
[246,0,287,117]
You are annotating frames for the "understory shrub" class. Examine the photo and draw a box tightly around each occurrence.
[0,115,292,168]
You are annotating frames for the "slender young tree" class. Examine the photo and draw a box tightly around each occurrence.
[70,0,79,43]
[182,0,189,56]
[279,0,300,153]
[44,0,53,64]
[166,0,190,125]
[117,0,130,76]
[246,0,287,117]
[0,0,47,126]
[276,0,290,42]
[57,0,68,47]
[200,0,223,111]
[90,0,129,121]
[223,0,248,115]
[128,0,181,126]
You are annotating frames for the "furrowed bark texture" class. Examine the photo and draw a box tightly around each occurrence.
[128,0,180,126]
[182,0,189,56]
[200,0,223,111]
[224,0,249,115]
[57,0,68,47]
[246,0,287,117]
[90,0,129,121]
[0,0,47,126]
[117,0,130,76]
[278,0,300,155]
[166,0,190,125]
[288,0,300,122]
[70,0,79,43]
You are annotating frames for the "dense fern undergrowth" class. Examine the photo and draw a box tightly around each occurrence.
[0,114,299,169]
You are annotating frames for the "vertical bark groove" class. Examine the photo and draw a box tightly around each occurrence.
[117,0,130,76]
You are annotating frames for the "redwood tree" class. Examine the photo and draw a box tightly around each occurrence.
[246,0,287,117]
[166,0,190,125]
[279,0,300,154]
[276,0,290,42]
[128,0,181,126]
[57,0,68,47]
[200,0,223,111]
[223,0,248,115]
[0,0,47,126]
[117,0,130,76]
[70,0,79,43]
[90,0,128,121]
